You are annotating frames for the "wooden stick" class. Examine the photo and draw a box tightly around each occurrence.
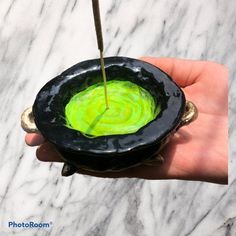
[92,0,109,109]
[92,0,103,51]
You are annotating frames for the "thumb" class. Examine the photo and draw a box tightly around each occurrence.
[140,57,205,88]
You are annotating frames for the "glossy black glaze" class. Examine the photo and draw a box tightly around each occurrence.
[33,57,186,171]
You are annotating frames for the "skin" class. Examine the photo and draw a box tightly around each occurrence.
[25,58,228,184]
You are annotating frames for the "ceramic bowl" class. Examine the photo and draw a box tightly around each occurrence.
[21,57,197,176]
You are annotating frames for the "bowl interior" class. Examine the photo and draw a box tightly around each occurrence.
[64,80,161,136]
[59,66,166,130]
[53,64,167,122]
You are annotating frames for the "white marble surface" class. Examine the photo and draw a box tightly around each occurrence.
[0,0,235,235]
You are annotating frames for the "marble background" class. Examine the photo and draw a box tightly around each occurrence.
[0,0,235,235]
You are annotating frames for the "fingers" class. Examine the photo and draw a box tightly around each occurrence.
[25,133,45,146]
[140,57,206,87]
[36,142,63,162]
[25,134,62,162]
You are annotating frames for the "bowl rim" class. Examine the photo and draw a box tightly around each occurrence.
[33,56,186,155]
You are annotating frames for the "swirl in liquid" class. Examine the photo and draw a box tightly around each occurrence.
[65,80,160,137]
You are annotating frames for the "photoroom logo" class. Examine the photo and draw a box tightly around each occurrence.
[8,221,52,228]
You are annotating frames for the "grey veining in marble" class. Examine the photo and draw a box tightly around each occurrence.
[0,0,235,235]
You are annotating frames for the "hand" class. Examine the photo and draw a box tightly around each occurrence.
[25,58,228,184]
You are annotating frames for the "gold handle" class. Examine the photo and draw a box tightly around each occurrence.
[179,101,198,127]
[21,107,39,133]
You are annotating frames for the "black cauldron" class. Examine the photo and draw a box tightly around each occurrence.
[21,57,197,176]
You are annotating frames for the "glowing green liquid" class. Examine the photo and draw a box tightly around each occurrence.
[65,80,160,137]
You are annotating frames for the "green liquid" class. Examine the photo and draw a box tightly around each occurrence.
[65,80,160,137]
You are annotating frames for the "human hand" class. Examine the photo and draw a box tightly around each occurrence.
[25,58,228,184]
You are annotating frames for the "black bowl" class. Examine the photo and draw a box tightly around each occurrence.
[23,57,197,176]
